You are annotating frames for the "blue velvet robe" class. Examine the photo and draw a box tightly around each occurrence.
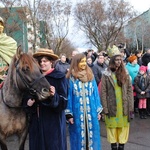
[66,77,103,150]
[24,69,68,150]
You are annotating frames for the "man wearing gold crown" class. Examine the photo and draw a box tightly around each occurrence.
[0,17,17,83]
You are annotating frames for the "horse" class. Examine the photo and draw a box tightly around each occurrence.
[0,47,51,150]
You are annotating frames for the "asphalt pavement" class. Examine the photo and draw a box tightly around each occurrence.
[101,113,150,150]
[5,113,150,150]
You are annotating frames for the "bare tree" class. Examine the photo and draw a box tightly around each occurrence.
[0,0,24,36]
[0,0,29,51]
[20,0,44,52]
[1,0,19,8]
[1,0,72,54]
[74,0,135,52]
[57,38,76,57]
[138,18,150,51]
[37,0,71,54]
[125,16,150,52]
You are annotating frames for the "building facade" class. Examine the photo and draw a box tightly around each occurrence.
[124,8,150,50]
[0,7,44,52]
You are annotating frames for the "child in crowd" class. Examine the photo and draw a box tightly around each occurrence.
[134,66,150,119]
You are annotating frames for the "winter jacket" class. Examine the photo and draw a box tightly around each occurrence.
[134,74,150,98]
[142,53,150,66]
[94,62,107,85]
[55,60,70,74]
[126,62,140,84]
[101,69,134,121]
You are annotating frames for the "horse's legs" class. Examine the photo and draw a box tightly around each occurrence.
[18,125,28,150]
[0,138,8,150]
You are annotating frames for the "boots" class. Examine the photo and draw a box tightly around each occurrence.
[118,143,124,150]
[143,109,147,119]
[139,109,144,119]
[111,143,117,150]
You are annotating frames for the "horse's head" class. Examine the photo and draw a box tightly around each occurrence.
[5,46,50,101]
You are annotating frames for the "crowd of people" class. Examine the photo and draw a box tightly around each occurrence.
[1,15,150,150]
[52,44,149,150]
[24,45,149,150]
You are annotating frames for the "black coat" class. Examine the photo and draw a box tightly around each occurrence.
[23,69,68,150]
[55,60,70,74]
[94,62,107,85]
[142,53,150,66]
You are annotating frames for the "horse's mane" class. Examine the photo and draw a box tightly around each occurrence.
[2,52,39,107]
[11,53,39,72]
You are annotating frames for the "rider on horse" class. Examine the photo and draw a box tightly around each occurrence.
[0,16,17,84]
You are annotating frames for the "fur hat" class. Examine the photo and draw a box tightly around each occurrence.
[128,55,137,63]
[33,48,59,60]
[139,65,147,73]
[107,45,121,57]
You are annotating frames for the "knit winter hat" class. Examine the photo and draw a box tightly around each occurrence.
[139,65,147,73]
[128,55,137,63]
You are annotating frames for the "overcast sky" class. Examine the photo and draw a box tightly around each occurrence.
[128,0,150,13]
[69,0,150,52]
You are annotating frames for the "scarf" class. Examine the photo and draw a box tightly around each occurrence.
[72,70,93,83]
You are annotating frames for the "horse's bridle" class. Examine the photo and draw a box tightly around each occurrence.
[1,58,46,108]
[15,58,45,96]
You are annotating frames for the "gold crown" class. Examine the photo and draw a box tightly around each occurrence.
[107,45,121,57]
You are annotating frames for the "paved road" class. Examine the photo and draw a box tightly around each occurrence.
[101,113,150,150]
[5,113,150,150]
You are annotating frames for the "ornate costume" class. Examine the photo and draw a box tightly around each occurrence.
[66,76,103,150]
[0,17,17,82]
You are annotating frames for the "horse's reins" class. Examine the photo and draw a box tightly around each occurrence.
[15,58,45,95]
[1,58,44,108]
[16,67,45,95]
